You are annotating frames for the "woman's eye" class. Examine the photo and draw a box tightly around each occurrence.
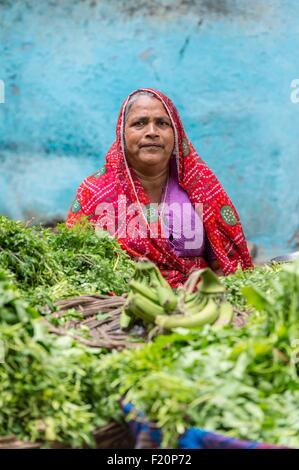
[132,119,170,127]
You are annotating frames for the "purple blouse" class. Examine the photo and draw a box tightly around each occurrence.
[161,158,216,261]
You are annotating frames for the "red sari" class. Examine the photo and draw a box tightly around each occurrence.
[66,88,253,287]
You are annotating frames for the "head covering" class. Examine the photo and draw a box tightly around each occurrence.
[67,88,253,286]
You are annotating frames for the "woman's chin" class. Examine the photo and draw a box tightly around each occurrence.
[138,151,167,166]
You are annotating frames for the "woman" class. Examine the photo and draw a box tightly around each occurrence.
[67,88,253,287]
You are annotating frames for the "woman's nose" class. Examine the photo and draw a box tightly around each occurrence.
[145,122,159,137]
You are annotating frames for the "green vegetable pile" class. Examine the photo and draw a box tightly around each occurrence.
[0,270,124,447]
[0,216,135,310]
[0,215,135,446]
[1,214,298,449]
[95,261,299,448]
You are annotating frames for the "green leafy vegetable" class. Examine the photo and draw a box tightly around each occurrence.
[0,270,122,447]
[0,216,135,309]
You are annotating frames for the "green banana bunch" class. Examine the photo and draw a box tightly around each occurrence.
[120,260,177,327]
[183,291,209,316]
[155,298,219,330]
[133,260,177,312]
[149,268,177,313]
[126,292,164,324]
[129,279,160,304]
[120,262,235,331]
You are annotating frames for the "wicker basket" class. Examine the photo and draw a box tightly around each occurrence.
[43,293,146,350]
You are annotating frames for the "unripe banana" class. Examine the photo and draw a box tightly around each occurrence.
[127,302,155,323]
[184,295,208,316]
[155,283,171,304]
[120,310,133,329]
[176,285,187,314]
[129,279,160,304]
[155,284,178,313]
[185,292,198,304]
[165,296,178,313]
[155,299,219,330]
[127,293,165,323]
[144,266,178,312]
[148,264,172,289]
[212,302,234,330]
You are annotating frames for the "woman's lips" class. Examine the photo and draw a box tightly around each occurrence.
[139,144,163,148]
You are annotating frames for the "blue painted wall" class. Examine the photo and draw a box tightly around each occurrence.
[1,0,299,258]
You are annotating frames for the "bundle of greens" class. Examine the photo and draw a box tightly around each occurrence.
[0,269,122,447]
[222,263,282,309]
[95,261,299,448]
[0,216,135,310]
[0,216,61,288]
[242,260,299,363]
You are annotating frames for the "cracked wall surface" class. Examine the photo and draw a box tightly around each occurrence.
[0,0,299,256]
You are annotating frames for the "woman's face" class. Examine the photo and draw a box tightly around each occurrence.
[124,95,175,173]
